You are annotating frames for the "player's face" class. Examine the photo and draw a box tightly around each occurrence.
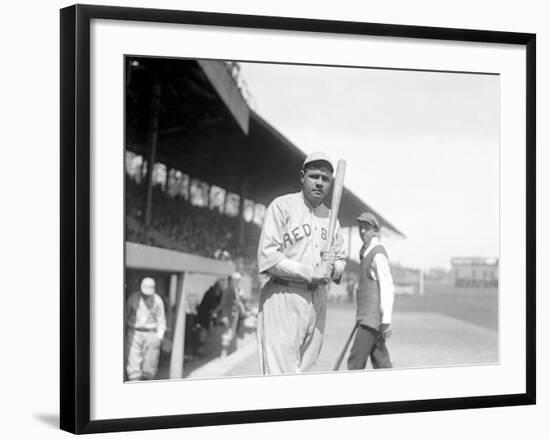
[140,278,156,296]
[358,223,377,244]
[301,165,333,206]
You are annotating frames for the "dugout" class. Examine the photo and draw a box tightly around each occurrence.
[125,56,404,378]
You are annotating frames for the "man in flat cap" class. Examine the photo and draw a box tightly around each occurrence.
[256,151,346,374]
[348,212,395,369]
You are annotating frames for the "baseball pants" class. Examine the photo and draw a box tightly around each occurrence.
[126,329,161,380]
[257,280,327,374]
[347,324,392,370]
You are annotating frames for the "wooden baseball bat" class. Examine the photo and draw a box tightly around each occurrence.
[333,322,358,371]
[325,159,347,251]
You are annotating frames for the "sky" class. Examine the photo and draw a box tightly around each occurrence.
[238,62,500,270]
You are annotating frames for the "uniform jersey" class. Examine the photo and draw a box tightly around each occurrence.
[256,191,346,374]
[125,292,166,338]
[257,191,346,282]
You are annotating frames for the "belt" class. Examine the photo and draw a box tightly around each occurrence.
[129,327,156,332]
[273,277,318,291]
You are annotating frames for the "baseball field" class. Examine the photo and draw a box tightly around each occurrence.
[185,284,498,378]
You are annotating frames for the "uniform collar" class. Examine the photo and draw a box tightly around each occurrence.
[300,191,324,211]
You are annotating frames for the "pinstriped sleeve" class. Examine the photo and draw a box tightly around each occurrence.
[257,199,286,273]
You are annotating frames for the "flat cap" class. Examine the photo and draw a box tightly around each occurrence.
[356,212,380,229]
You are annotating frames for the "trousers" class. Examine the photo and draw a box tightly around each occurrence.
[126,329,161,380]
[257,280,327,374]
[347,324,392,369]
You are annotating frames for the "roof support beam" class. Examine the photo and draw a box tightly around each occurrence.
[198,60,249,134]
[143,82,162,239]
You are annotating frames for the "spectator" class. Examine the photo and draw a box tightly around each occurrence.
[125,180,260,263]
[196,280,224,355]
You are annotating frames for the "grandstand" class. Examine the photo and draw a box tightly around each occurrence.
[124,56,404,379]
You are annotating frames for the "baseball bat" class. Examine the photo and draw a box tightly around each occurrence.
[333,322,358,371]
[325,159,347,251]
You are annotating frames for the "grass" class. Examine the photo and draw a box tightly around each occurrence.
[393,284,498,331]
[329,284,498,332]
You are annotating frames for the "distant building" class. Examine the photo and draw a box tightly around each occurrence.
[451,257,499,287]
[391,263,421,295]
[425,267,452,284]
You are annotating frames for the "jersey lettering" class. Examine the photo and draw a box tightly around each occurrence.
[291,226,303,243]
[283,223,321,248]
[283,233,293,249]
[257,192,345,274]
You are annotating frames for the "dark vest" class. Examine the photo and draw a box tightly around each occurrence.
[355,244,388,330]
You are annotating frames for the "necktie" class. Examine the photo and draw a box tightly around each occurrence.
[359,243,368,260]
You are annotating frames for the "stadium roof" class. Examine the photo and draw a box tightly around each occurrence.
[126,57,404,235]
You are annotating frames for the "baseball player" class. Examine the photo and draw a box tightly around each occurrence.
[125,277,166,380]
[256,151,346,374]
[347,212,394,370]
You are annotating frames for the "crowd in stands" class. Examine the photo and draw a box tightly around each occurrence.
[126,178,260,268]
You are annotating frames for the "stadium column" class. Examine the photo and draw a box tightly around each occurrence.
[238,177,248,247]
[143,82,162,241]
[348,227,353,259]
[169,272,187,379]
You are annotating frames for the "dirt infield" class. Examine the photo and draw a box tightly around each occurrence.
[194,286,499,378]
[318,295,498,372]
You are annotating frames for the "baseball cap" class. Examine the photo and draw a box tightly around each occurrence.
[140,277,156,296]
[356,212,380,229]
[231,272,242,281]
[302,151,334,173]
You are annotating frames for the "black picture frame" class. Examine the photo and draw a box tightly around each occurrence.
[60,4,536,434]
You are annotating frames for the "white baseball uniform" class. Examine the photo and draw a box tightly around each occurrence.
[125,292,166,380]
[256,191,346,374]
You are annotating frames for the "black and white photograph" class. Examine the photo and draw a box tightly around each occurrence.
[123,56,500,382]
[2,0,545,437]
[56,4,536,434]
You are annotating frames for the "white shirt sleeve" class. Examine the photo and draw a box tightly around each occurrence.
[373,253,394,324]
